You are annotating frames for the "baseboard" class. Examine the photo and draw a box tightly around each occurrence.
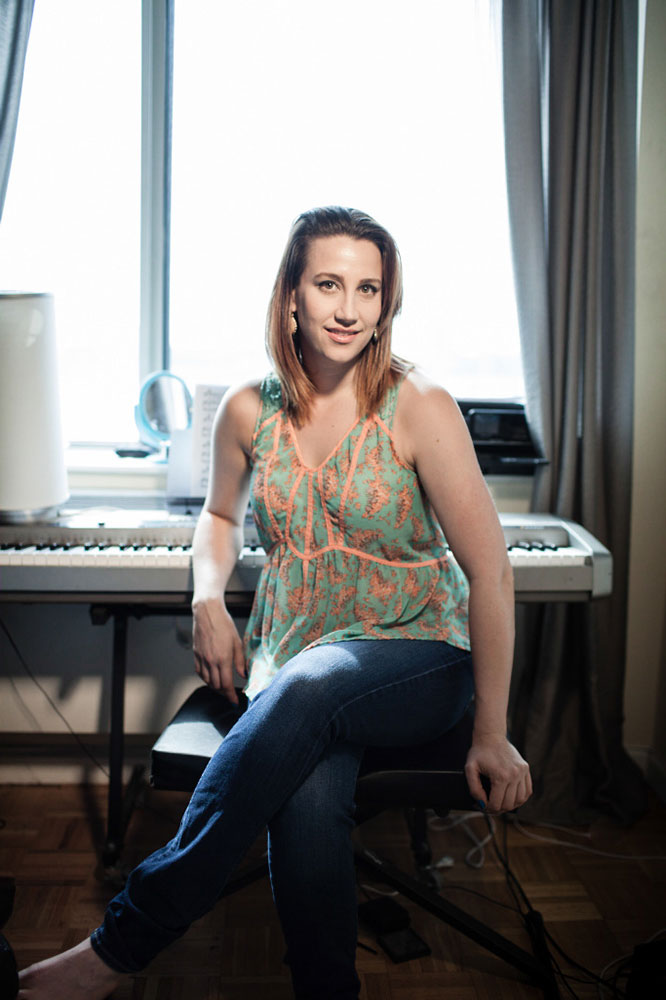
[0,733,156,785]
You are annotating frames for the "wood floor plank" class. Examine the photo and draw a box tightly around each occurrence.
[1,785,664,998]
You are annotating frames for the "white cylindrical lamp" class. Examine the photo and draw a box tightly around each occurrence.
[0,292,69,522]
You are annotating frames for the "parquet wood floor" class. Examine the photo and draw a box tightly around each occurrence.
[1,784,664,999]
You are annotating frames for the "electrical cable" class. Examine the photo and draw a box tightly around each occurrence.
[428,809,495,868]
[596,928,666,1000]
[508,815,666,862]
[487,814,632,1000]
[432,879,521,914]
[0,616,110,779]
[430,809,622,996]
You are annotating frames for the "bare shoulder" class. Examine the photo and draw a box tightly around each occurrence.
[399,369,461,414]
[394,369,467,465]
[215,380,262,455]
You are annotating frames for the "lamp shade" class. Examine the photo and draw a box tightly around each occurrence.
[0,292,68,522]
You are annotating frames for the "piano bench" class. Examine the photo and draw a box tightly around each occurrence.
[150,684,477,817]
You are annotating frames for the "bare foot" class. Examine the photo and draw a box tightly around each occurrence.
[18,938,125,999]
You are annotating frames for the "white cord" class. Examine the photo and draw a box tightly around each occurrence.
[532,820,593,839]
[429,811,495,869]
[508,816,666,862]
[358,882,399,897]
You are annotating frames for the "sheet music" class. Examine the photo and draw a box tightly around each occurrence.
[189,385,228,497]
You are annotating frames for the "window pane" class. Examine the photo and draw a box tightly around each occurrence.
[0,0,141,443]
[170,0,523,401]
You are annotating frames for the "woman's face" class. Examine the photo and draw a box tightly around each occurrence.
[289,235,383,370]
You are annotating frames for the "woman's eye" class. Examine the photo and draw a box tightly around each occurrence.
[318,280,336,291]
[360,284,379,295]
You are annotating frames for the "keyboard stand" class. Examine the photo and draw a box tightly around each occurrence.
[89,605,142,872]
[88,594,253,873]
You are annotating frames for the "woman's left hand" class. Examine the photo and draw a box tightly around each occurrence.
[464,735,532,813]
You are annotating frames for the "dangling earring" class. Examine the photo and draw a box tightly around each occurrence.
[291,312,303,365]
[371,329,379,344]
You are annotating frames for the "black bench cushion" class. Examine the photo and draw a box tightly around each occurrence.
[151,685,477,811]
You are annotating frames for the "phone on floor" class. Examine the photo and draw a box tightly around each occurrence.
[377,926,431,963]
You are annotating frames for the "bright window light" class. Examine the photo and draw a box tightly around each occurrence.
[1,0,523,452]
[169,0,523,402]
[0,1,141,444]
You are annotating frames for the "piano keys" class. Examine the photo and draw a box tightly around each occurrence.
[0,508,611,603]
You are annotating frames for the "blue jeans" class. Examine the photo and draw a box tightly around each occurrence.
[91,639,474,998]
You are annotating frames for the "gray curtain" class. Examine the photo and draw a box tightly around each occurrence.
[0,0,34,221]
[502,0,647,823]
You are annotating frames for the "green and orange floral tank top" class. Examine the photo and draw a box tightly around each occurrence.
[243,373,470,699]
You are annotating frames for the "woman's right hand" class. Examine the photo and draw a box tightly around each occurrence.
[192,596,246,704]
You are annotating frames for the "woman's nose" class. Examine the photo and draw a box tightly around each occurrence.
[335,291,358,324]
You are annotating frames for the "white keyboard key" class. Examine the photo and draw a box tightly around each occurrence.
[66,546,88,566]
[166,546,192,568]
[32,547,60,566]
[18,546,39,565]
[146,545,172,568]
[99,546,124,567]
[0,548,25,566]
[126,546,150,567]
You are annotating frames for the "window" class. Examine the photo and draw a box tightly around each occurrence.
[0,0,141,444]
[1,0,523,448]
[170,0,523,401]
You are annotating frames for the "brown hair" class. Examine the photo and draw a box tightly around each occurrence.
[266,206,410,424]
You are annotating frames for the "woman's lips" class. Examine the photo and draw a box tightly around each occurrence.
[326,328,360,343]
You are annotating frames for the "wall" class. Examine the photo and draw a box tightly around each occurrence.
[624,0,666,794]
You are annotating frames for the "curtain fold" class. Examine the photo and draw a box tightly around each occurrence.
[0,0,34,221]
[502,0,647,823]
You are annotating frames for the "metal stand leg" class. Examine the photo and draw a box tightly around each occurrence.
[90,606,144,872]
[105,610,128,865]
[404,807,432,869]
[355,844,560,999]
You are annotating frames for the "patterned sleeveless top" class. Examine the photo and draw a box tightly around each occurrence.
[243,373,470,699]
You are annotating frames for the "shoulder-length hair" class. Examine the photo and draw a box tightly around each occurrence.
[266,206,410,424]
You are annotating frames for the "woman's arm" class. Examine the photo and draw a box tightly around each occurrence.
[191,383,260,704]
[396,374,532,813]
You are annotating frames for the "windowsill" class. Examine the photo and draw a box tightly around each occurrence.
[66,445,168,496]
[63,445,533,514]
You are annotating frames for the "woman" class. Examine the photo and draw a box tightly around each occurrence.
[18,207,531,1000]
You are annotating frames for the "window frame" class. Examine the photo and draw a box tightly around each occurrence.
[66,0,527,466]
[139,0,173,381]
[137,0,533,478]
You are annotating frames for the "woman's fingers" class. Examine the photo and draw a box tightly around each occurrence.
[463,759,488,808]
[194,649,240,704]
[192,598,247,701]
[465,738,532,814]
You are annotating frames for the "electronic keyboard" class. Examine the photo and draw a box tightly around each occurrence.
[0,508,611,602]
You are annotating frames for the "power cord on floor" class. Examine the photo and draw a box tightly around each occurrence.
[429,809,495,868]
[430,805,666,997]
[597,929,666,999]
[507,814,666,863]
[0,617,210,833]
[0,616,110,779]
[430,809,631,997]
[487,812,666,999]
